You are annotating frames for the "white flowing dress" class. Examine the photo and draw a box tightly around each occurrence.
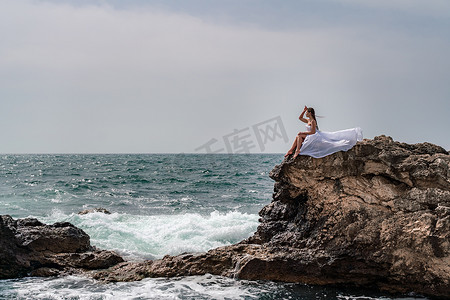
[299,125,363,158]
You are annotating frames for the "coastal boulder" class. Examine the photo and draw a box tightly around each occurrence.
[244,135,450,297]
[0,216,123,279]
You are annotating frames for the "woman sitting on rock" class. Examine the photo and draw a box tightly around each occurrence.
[285,106,363,159]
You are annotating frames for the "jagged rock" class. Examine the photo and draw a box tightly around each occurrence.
[0,215,123,279]
[91,136,450,298]
[78,208,111,215]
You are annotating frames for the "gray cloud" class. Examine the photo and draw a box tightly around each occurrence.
[0,1,449,153]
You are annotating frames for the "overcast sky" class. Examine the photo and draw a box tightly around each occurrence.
[1,0,449,153]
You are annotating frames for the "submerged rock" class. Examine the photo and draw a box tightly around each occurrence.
[78,207,111,215]
[92,136,450,298]
[0,216,123,279]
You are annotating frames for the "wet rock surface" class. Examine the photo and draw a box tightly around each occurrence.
[0,215,123,279]
[91,136,450,298]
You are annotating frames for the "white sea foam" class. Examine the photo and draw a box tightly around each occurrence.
[0,275,429,300]
[2,274,267,300]
[40,210,259,261]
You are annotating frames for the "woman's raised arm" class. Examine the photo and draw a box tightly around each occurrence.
[299,106,308,123]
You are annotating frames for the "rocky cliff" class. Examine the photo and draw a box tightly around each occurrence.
[0,216,123,278]
[1,136,449,298]
[92,136,450,298]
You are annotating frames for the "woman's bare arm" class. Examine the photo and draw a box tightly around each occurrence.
[299,106,308,123]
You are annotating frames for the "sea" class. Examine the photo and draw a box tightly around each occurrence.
[0,154,428,300]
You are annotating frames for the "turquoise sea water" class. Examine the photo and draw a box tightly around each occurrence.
[0,154,427,299]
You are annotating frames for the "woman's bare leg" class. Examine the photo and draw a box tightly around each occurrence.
[284,136,299,157]
[293,135,305,159]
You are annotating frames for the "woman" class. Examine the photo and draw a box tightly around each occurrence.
[285,106,363,159]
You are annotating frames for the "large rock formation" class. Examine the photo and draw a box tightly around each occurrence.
[0,216,123,279]
[91,136,450,298]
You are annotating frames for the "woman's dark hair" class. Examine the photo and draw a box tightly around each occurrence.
[307,107,319,130]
